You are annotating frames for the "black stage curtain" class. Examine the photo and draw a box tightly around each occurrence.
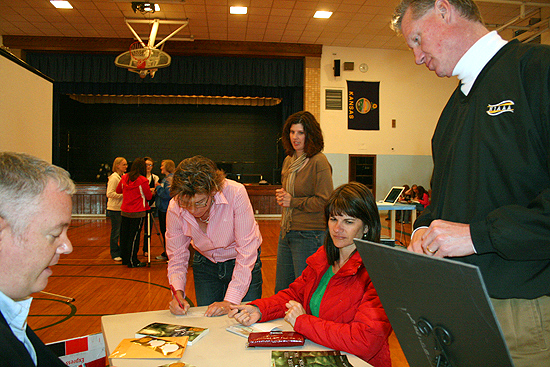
[26,53,304,165]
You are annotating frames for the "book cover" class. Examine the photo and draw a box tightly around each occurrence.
[109,336,188,359]
[271,350,354,367]
[136,322,209,346]
[226,321,282,338]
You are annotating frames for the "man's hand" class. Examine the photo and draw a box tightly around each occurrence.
[408,220,475,258]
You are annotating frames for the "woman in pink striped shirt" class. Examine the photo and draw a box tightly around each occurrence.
[167,155,263,317]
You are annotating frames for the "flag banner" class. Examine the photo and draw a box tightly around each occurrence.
[347,81,380,130]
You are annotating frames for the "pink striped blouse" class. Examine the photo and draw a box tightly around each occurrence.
[166,179,262,304]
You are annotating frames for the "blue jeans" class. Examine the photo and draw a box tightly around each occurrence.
[192,250,263,306]
[106,210,122,258]
[274,230,325,293]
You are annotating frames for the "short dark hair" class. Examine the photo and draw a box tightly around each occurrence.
[323,182,381,265]
[281,111,324,158]
[128,158,146,181]
[391,0,483,34]
[171,155,226,205]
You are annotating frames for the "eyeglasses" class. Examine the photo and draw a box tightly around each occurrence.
[178,195,211,209]
[146,163,153,167]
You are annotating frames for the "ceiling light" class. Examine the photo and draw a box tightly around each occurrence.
[314,11,332,19]
[230,6,247,15]
[50,1,73,9]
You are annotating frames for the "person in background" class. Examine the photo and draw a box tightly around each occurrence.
[399,184,411,202]
[412,185,429,211]
[155,159,175,261]
[142,157,159,258]
[106,157,127,262]
[403,184,417,201]
[229,182,392,367]
[391,0,550,365]
[116,157,152,268]
[275,111,333,293]
[167,155,263,317]
[0,152,74,366]
[395,184,411,222]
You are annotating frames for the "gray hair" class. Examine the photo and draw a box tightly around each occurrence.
[391,0,484,34]
[0,152,75,235]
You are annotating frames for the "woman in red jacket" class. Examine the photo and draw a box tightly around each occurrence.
[116,157,152,268]
[229,182,392,367]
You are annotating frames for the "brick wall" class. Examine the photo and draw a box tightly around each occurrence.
[304,56,321,120]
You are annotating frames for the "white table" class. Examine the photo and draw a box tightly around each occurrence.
[376,202,417,240]
[101,307,372,367]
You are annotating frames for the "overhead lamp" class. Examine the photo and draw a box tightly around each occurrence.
[230,6,247,15]
[314,11,332,19]
[50,1,73,9]
[132,2,161,14]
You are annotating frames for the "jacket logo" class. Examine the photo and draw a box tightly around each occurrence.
[486,100,514,116]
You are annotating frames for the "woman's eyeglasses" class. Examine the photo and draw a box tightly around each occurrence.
[178,195,210,209]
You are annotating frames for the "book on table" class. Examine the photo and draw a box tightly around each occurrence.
[109,336,189,359]
[271,350,354,367]
[136,322,209,346]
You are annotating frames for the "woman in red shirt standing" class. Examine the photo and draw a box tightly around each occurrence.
[116,157,152,268]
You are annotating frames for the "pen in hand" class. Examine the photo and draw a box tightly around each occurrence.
[169,284,186,311]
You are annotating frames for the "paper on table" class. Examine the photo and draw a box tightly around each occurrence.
[226,321,282,338]
[175,309,205,318]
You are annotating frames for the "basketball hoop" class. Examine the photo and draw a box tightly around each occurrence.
[115,19,192,78]
[130,41,151,69]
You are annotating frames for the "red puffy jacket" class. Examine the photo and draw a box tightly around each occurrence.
[250,246,392,367]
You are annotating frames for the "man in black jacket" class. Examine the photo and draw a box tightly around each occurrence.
[0,152,75,366]
[391,1,550,366]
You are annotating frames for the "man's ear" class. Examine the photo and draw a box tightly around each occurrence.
[0,217,8,248]
[435,0,452,23]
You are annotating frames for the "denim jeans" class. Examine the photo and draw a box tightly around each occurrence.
[274,230,325,293]
[192,249,263,306]
[106,210,122,258]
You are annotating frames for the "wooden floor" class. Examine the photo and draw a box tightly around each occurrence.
[29,215,412,367]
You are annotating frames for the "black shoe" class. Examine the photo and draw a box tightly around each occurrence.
[156,254,168,261]
[128,262,147,268]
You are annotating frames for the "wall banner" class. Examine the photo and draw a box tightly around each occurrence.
[347,81,379,130]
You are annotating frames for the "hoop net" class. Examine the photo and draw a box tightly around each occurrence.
[130,42,151,69]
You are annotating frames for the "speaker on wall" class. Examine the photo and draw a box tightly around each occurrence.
[334,59,340,77]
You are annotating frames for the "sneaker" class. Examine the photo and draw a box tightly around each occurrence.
[113,257,122,261]
[156,255,168,261]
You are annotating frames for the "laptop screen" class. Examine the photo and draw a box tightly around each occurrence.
[383,187,404,204]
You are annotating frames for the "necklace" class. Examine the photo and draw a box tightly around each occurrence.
[198,215,210,224]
